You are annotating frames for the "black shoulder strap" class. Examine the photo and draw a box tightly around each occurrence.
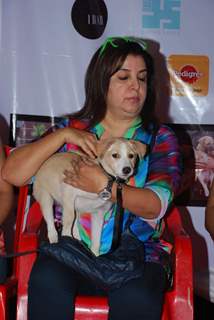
[110,182,124,251]
[110,124,160,251]
[147,124,160,155]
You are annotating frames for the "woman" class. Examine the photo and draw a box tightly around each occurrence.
[2,37,181,320]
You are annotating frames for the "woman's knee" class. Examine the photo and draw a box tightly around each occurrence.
[28,255,77,320]
[28,254,76,293]
[108,263,167,320]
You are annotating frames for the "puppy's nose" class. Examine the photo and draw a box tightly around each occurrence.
[122,167,132,175]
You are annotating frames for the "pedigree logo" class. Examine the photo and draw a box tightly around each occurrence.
[167,55,209,96]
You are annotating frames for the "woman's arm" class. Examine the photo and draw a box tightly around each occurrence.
[64,160,161,219]
[194,143,214,170]
[205,181,214,240]
[2,126,97,186]
[0,140,14,224]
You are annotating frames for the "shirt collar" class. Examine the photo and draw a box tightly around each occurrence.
[92,117,142,139]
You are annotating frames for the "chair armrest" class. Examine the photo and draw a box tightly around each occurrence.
[15,187,43,305]
[163,207,193,319]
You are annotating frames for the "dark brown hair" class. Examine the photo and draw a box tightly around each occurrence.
[70,37,157,131]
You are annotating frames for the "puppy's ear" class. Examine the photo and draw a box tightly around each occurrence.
[96,139,115,159]
[129,141,148,160]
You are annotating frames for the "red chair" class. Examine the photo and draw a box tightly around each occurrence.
[0,146,18,320]
[161,208,193,320]
[4,183,194,320]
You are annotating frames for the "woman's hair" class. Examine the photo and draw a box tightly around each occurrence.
[70,37,157,131]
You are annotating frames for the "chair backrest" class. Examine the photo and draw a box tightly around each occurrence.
[12,184,42,320]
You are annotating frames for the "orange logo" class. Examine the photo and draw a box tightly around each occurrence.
[167,55,209,96]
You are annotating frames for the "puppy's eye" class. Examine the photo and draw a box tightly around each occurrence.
[128,153,135,159]
[112,153,120,159]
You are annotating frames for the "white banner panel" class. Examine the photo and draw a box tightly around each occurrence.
[0,0,214,301]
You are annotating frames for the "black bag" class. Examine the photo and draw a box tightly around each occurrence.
[39,228,144,291]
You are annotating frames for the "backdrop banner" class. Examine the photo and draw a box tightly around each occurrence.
[0,0,214,301]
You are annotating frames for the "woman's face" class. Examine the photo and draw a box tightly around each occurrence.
[106,54,148,120]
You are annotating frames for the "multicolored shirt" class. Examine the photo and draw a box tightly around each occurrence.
[56,117,181,272]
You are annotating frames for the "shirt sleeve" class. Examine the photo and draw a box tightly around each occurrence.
[144,125,182,219]
[55,117,89,153]
[43,117,77,152]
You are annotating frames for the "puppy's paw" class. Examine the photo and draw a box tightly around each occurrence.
[61,229,72,238]
[62,225,79,239]
[91,245,100,256]
[48,230,58,243]
[61,231,70,237]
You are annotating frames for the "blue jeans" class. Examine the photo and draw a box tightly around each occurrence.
[28,254,167,320]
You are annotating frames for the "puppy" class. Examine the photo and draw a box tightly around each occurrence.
[196,135,214,157]
[33,138,147,255]
[194,136,214,197]
[194,149,214,197]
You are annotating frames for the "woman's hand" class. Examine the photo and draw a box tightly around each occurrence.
[63,158,108,194]
[63,127,97,159]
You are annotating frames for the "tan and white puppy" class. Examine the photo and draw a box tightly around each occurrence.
[194,149,214,197]
[33,138,147,255]
[195,135,214,197]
